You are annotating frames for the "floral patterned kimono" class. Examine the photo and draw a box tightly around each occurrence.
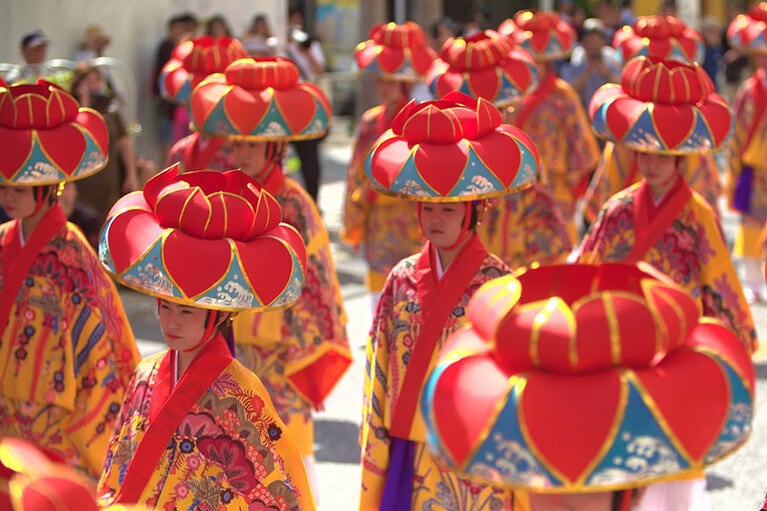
[727,68,767,259]
[342,103,424,292]
[477,182,572,269]
[583,142,723,225]
[0,204,139,478]
[165,131,237,172]
[98,334,313,510]
[360,235,526,511]
[516,72,600,243]
[234,169,352,455]
[579,176,758,353]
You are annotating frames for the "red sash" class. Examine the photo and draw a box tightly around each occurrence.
[515,71,557,129]
[181,132,225,171]
[389,236,488,439]
[113,334,233,504]
[0,205,67,332]
[624,176,691,264]
[259,166,286,197]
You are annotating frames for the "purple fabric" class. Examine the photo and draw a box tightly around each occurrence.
[733,165,754,214]
[380,437,416,510]
[225,329,236,356]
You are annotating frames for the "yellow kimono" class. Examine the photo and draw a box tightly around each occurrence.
[584,142,723,225]
[98,335,313,510]
[516,72,600,243]
[579,177,758,353]
[477,182,572,269]
[341,104,424,292]
[0,205,139,479]
[361,236,528,510]
[234,171,352,455]
[727,68,767,259]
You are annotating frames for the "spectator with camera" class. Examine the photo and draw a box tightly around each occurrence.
[286,4,327,202]
[561,18,621,111]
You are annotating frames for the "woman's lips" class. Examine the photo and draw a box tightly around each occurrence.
[166,333,181,340]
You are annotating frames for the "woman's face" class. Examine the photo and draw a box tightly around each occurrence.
[232,140,268,180]
[634,151,677,191]
[374,76,407,104]
[80,69,105,92]
[158,300,208,351]
[0,185,37,219]
[419,202,466,248]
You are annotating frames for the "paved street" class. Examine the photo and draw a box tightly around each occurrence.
[121,118,767,510]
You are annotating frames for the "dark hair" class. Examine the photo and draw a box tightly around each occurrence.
[205,14,232,36]
[468,201,480,230]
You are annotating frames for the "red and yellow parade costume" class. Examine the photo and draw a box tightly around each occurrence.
[191,57,352,463]
[427,29,571,268]
[162,36,248,172]
[97,165,314,510]
[580,56,756,353]
[0,80,139,507]
[499,10,601,243]
[342,22,435,296]
[360,93,538,510]
[727,2,767,299]
[583,15,722,226]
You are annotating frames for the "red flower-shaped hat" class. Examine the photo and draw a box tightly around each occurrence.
[190,57,332,141]
[365,92,539,202]
[0,80,108,185]
[99,164,307,311]
[422,263,754,492]
[613,15,705,64]
[426,30,539,108]
[0,438,146,511]
[727,2,767,54]
[589,56,732,154]
[159,36,249,104]
[498,11,576,62]
[355,21,437,82]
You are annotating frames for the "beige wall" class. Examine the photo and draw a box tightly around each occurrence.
[0,0,280,162]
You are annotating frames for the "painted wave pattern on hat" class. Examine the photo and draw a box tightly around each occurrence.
[99,165,307,311]
[422,263,754,491]
[0,80,108,185]
[364,92,539,201]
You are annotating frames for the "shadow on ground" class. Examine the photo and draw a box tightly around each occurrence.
[315,418,361,464]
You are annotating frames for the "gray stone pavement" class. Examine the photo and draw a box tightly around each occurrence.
[120,117,767,510]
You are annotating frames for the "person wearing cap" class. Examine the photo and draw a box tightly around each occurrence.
[4,30,69,89]
[498,11,601,245]
[71,24,111,63]
[426,29,572,269]
[359,93,539,510]
[421,262,755,511]
[0,81,139,495]
[96,165,314,510]
[162,36,248,171]
[561,18,620,111]
[191,56,352,497]
[342,22,435,310]
[581,15,723,229]
[726,3,767,304]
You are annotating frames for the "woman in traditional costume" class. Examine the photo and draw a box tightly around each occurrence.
[161,35,248,171]
[0,80,139,501]
[427,29,572,268]
[341,21,434,309]
[422,262,754,511]
[359,92,539,510]
[579,55,757,355]
[96,165,314,510]
[190,56,352,494]
[498,11,601,244]
[583,14,723,228]
[726,3,767,303]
